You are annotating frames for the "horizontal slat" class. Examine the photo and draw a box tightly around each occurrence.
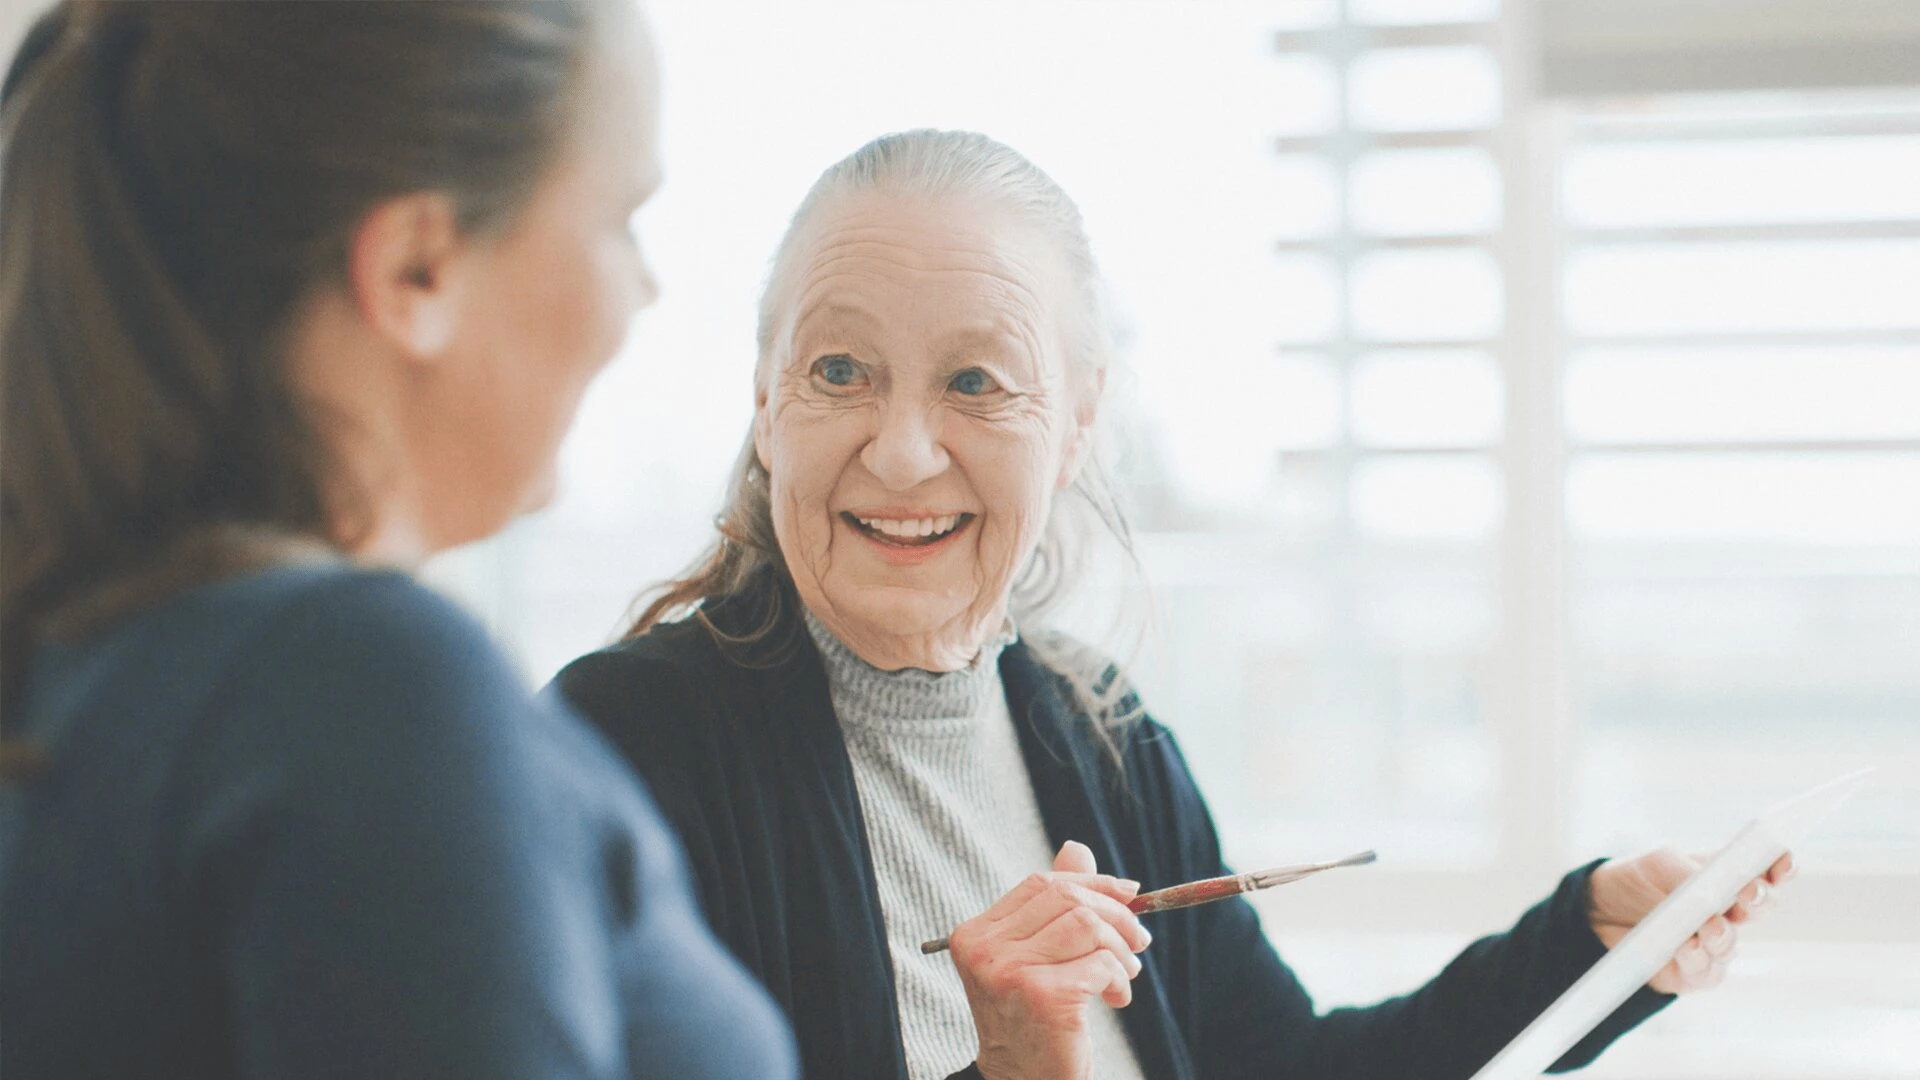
[1309,441,1495,454]
[1133,535,1920,583]
[1275,22,1495,53]
[1274,129,1495,154]
[1276,338,1503,352]
[1568,329,1920,349]
[1573,220,1920,245]
[1549,44,1920,98]
[1570,439,1920,455]
[1275,232,1498,253]
[1573,545,1920,579]
[1573,109,1920,145]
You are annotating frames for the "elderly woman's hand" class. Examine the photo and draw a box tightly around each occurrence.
[1588,848,1796,994]
[949,840,1151,1080]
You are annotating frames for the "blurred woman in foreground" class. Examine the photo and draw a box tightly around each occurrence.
[0,3,795,1076]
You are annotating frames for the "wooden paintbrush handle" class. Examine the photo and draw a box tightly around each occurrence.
[1126,872,1249,915]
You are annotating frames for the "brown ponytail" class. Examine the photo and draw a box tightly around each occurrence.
[0,1,609,756]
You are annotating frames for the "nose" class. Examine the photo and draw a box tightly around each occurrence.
[860,399,950,491]
[624,231,661,316]
[633,263,659,313]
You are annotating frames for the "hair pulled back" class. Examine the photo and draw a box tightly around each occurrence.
[0,0,606,737]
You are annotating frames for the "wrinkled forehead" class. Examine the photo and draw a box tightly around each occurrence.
[797,191,1049,269]
[768,191,1077,359]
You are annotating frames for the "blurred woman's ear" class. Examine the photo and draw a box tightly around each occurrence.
[345,193,469,361]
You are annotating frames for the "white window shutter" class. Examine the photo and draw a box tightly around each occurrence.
[1540,0,1920,96]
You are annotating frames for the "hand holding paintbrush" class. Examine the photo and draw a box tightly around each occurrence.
[922,849,1377,954]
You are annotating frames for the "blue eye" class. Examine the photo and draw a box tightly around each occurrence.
[949,368,997,396]
[815,355,860,387]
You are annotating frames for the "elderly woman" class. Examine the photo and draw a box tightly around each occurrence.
[553,129,1790,1080]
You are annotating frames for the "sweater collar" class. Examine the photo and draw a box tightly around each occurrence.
[801,607,1017,725]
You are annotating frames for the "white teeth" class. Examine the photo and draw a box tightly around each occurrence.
[855,514,964,540]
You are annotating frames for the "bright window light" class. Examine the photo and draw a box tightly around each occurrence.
[1348,147,1504,236]
[1565,135,1920,229]
[1566,240,1920,336]
[1568,453,1920,545]
[1348,0,1500,26]
[1351,454,1505,541]
[1350,247,1505,341]
[1347,46,1502,132]
[1352,348,1505,446]
[1566,346,1920,444]
[1270,154,1344,239]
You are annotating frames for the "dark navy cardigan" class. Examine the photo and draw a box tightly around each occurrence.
[552,580,1668,1080]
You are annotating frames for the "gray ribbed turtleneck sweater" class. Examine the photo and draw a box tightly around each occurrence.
[804,611,1146,1080]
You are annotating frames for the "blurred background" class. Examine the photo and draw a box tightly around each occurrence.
[7,0,1914,1075]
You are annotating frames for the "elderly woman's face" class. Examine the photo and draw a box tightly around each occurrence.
[755,193,1093,672]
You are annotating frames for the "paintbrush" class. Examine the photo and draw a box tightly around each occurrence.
[920,849,1377,954]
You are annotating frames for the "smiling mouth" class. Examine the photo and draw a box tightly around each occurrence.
[842,512,977,548]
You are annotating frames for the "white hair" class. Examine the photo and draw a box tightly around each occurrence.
[642,130,1146,740]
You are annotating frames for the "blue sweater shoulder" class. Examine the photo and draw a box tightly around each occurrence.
[2,564,797,1080]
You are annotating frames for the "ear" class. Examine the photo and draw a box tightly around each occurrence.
[752,372,775,473]
[345,192,469,361]
[1056,365,1104,490]
[752,348,786,474]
